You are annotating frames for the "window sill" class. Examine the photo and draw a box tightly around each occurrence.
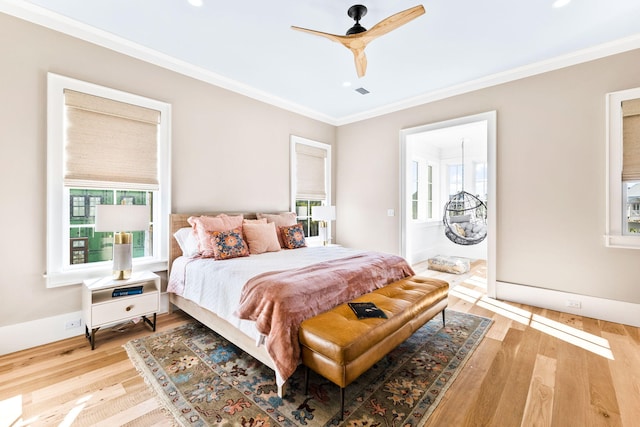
[604,234,640,249]
[45,258,167,288]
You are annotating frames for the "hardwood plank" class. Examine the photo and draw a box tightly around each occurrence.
[623,324,640,345]
[0,351,129,398]
[91,397,166,427]
[461,328,523,425]
[550,333,590,427]
[532,308,561,363]
[491,326,542,426]
[425,337,502,427]
[520,354,556,427]
[581,317,622,426]
[603,331,640,427]
[484,314,513,342]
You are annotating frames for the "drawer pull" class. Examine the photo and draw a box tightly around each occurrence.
[126,305,133,312]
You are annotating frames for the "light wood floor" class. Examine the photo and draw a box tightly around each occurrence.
[1,262,638,426]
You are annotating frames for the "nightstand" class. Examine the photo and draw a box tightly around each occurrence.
[82,271,160,349]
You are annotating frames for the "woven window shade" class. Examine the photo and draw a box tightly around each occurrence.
[622,99,640,181]
[64,89,161,190]
[295,143,327,200]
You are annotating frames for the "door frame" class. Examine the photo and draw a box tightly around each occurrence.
[399,111,497,298]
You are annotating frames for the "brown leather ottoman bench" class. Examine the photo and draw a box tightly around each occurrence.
[298,275,449,419]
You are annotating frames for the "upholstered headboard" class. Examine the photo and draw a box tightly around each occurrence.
[168,212,273,273]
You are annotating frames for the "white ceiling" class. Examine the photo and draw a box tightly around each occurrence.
[4,0,640,124]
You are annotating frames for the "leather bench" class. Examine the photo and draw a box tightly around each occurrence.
[298,275,449,419]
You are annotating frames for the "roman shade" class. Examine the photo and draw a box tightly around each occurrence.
[295,143,327,200]
[63,89,161,190]
[622,98,640,181]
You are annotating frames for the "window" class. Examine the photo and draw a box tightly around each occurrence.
[474,161,488,202]
[427,165,433,219]
[411,161,419,220]
[606,87,640,248]
[448,164,463,196]
[47,73,171,287]
[627,183,640,234]
[411,159,434,221]
[290,136,331,243]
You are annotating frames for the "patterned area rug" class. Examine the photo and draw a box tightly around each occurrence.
[125,310,492,426]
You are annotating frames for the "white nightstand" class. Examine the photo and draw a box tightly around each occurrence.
[82,271,160,349]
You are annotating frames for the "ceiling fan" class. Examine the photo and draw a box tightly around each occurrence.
[292,4,426,78]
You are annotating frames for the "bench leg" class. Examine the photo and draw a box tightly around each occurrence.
[442,309,446,325]
[304,366,309,394]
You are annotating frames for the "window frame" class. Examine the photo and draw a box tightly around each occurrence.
[606,86,640,248]
[410,158,436,222]
[474,161,488,202]
[290,135,332,246]
[46,73,171,287]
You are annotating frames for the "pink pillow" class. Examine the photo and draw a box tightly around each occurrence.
[256,212,297,248]
[243,222,281,254]
[243,218,267,224]
[187,214,244,257]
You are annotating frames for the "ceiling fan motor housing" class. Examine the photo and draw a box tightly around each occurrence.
[346,5,368,35]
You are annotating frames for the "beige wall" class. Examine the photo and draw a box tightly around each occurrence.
[2,9,639,334]
[337,48,640,304]
[0,13,335,327]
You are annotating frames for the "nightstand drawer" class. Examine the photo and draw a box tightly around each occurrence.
[92,293,159,326]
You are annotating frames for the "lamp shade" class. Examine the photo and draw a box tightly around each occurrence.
[312,205,336,221]
[95,204,149,232]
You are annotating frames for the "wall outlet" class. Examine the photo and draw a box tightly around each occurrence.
[65,319,82,329]
[565,300,581,309]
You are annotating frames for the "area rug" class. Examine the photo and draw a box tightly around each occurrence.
[124,310,492,426]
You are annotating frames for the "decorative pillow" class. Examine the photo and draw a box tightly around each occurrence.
[173,227,199,257]
[257,212,297,248]
[449,214,471,223]
[280,223,306,249]
[243,222,281,254]
[188,214,244,257]
[210,227,249,260]
[243,218,267,224]
[453,223,466,237]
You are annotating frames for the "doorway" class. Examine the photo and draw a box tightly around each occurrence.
[400,111,496,297]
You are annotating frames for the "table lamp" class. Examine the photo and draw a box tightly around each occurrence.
[312,205,336,246]
[95,204,149,280]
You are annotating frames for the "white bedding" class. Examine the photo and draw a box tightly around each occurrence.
[168,245,362,341]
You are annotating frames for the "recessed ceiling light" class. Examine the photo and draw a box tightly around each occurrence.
[552,0,571,8]
[188,0,203,7]
[342,81,352,88]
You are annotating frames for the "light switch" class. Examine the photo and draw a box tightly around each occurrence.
[387,209,395,217]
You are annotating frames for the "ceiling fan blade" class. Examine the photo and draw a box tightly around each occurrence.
[291,26,348,45]
[292,25,368,53]
[363,5,426,41]
[350,47,368,78]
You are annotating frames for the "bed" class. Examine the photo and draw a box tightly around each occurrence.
[167,212,415,396]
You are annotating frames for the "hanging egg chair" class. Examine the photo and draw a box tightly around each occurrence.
[443,191,487,245]
[443,139,488,245]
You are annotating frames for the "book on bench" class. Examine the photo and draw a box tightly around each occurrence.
[348,302,387,319]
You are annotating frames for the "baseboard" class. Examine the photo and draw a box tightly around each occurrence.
[0,292,171,356]
[496,281,640,327]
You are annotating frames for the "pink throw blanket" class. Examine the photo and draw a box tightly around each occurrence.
[234,251,415,383]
